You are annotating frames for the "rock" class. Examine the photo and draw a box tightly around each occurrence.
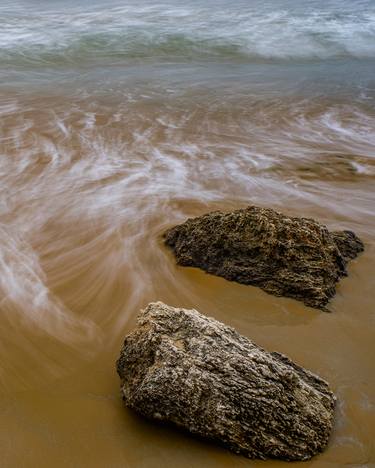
[164,206,364,310]
[116,302,336,461]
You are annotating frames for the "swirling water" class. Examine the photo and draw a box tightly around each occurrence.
[0,0,374,466]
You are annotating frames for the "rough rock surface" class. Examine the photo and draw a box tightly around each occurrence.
[116,302,336,461]
[164,206,364,309]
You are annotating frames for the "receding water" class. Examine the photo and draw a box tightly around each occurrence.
[0,0,374,466]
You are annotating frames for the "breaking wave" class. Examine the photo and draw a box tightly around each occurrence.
[1,1,375,66]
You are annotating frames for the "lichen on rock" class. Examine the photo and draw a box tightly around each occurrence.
[164,206,364,309]
[117,302,336,461]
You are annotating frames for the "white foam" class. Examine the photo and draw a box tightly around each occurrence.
[1,0,375,63]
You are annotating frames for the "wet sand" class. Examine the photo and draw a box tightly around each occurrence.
[0,88,374,466]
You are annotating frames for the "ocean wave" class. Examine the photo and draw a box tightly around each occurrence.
[1,2,375,66]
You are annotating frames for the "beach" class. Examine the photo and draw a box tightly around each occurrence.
[0,0,375,465]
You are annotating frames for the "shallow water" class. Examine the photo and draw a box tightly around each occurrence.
[0,0,375,466]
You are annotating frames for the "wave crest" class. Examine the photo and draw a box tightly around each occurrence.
[1,2,375,65]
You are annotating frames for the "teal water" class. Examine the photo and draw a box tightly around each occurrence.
[1,0,375,90]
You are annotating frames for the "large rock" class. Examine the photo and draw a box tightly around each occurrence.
[116,302,336,461]
[164,206,364,309]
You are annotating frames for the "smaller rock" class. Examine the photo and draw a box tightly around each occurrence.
[117,302,336,461]
[164,206,364,309]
